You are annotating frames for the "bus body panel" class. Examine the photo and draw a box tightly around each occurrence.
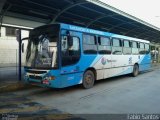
[24,23,151,88]
[139,54,151,71]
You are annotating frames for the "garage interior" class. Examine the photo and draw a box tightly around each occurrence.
[0,0,160,80]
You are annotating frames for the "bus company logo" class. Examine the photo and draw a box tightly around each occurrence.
[101,57,107,65]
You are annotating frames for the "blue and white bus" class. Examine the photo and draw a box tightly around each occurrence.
[24,23,151,89]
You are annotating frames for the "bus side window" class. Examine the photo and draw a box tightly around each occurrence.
[61,36,80,66]
[132,41,139,54]
[112,38,122,55]
[145,44,150,54]
[98,36,111,54]
[83,34,97,54]
[61,36,68,54]
[123,40,131,55]
[139,43,145,54]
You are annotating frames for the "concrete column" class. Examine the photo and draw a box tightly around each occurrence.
[158,47,160,63]
[1,27,6,37]
[17,29,22,81]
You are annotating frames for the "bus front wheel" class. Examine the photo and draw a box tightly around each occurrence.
[132,64,139,77]
[82,70,95,89]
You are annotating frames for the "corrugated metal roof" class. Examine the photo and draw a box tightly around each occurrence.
[1,0,160,43]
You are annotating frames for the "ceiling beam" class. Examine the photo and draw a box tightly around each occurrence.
[5,11,48,23]
[86,14,116,27]
[108,22,135,31]
[124,28,142,35]
[50,1,88,24]
[22,0,60,12]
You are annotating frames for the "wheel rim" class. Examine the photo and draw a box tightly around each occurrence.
[83,71,95,88]
[85,74,93,85]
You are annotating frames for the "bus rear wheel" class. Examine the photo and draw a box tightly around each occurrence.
[132,64,139,77]
[82,70,95,89]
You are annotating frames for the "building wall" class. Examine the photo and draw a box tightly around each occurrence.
[0,27,29,67]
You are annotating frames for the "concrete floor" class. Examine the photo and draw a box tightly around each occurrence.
[12,68,160,114]
[0,67,24,82]
[0,67,24,87]
[1,67,160,119]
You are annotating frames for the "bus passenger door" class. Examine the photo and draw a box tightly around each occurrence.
[60,30,82,87]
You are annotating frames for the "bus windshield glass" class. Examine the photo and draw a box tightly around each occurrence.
[25,25,59,69]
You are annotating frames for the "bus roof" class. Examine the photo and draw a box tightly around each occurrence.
[60,23,150,44]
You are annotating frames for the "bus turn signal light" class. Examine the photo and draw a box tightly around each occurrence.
[49,76,55,80]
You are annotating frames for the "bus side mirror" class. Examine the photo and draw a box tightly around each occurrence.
[22,43,24,53]
[67,36,73,46]
[21,37,29,53]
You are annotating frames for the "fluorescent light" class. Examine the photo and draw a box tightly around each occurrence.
[29,10,48,17]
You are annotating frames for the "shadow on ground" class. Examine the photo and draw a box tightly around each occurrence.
[0,92,84,120]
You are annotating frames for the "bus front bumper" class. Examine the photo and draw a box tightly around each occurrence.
[24,75,61,88]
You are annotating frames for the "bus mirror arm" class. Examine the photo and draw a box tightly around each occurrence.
[21,37,29,53]
[22,37,29,41]
[22,43,24,53]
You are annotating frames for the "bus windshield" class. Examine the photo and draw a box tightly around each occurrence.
[25,25,59,69]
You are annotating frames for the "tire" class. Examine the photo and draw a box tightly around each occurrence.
[82,70,95,89]
[132,64,139,77]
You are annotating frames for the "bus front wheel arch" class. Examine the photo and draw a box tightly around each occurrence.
[132,63,139,77]
[82,69,95,89]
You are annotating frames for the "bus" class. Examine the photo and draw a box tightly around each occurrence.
[24,23,151,89]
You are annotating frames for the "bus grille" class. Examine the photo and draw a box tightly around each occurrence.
[29,75,42,80]
[26,70,47,74]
